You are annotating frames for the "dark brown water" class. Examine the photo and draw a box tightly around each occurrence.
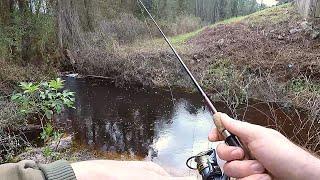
[60,76,318,176]
[62,77,217,175]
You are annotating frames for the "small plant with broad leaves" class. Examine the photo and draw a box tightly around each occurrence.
[11,78,75,120]
[40,123,63,159]
[11,78,75,159]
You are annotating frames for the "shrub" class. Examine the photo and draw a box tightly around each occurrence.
[156,15,202,36]
[176,15,202,35]
[0,97,24,128]
[10,78,75,160]
[0,97,29,163]
[0,58,56,96]
[289,77,320,95]
[112,13,147,44]
[11,78,75,120]
[0,9,57,64]
[203,59,250,117]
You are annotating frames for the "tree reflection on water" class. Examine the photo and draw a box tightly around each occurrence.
[63,77,213,175]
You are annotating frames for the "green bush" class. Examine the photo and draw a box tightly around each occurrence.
[11,78,75,120]
[0,9,57,63]
[40,123,63,159]
[10,78,75,160]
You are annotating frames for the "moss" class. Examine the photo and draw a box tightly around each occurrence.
[244,3,300,27]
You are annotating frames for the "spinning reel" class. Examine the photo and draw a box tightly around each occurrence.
[186,149,229,180]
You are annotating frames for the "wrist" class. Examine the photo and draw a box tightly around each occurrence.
[302,154,320,180]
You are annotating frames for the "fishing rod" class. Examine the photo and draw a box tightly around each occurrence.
[137,1,244,179]
[137,1,242,148]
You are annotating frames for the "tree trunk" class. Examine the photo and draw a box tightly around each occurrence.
[18,0,31,64]
[56,0,63,50]
[82,0,95,32]
[0,0,12,25]
[231,0,239,17]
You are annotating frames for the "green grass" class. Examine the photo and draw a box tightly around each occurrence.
[169,28,205,44]
[244,3,298,26]
[125,3,296,52]
[169,16,247,45]
[167,3,296,45]
[248,3,293,18]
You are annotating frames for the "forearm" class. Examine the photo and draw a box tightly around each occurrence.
[71,160,197,180]
[0,160,44,180]
[276,142,320,180]
[300,151,320,180]
[0,160,76,180]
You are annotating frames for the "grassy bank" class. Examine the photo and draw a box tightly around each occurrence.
[74,3,319,96]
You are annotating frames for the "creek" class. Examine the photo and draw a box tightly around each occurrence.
[59,76,313,176]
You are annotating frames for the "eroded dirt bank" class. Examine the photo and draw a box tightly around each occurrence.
[189,4,320,82]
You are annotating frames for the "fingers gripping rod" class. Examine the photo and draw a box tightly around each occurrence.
[137,0,241,148]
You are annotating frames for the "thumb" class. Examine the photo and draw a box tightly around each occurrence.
[214,112,263,142]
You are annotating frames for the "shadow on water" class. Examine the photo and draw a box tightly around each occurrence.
[60,76,319,176]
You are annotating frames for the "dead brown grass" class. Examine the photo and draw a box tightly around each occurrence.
[0,58,57,94]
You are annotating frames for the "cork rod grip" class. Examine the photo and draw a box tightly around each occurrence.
[214,113,242,147]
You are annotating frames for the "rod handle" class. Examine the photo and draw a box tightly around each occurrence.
[214,113,243,148]
[225,133,242,147]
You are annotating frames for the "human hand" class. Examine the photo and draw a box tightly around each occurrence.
[208,112,320,180]
[71,160,196,180]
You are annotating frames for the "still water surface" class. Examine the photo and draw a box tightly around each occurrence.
[63,77,218,175]
[61,76,312,176]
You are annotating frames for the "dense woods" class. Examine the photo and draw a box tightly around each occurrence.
[0,0,264,65]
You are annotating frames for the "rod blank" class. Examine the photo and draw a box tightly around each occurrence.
[137,0,243,149]
[137,0,217,114]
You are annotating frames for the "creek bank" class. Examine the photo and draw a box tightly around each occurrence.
[65,4,319,110]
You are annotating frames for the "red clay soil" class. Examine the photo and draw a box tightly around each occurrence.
[188,16,320,82]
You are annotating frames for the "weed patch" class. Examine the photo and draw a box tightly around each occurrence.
[202,59,250,116]
[289,78,320,95]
